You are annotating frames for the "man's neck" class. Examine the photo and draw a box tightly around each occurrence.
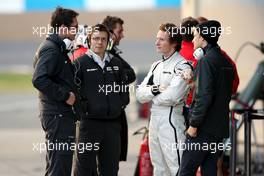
[98,53,105,60]
[91,50,105,60]
[201,42,208,49]
[163,49,176,59]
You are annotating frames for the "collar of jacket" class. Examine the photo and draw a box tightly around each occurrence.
[110,46,122,56]
[86,50,112,69]
[203,43,220,55]
[46,33,67,53]
[162,50,177,62]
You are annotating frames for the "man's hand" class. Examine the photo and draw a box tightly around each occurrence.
[181,68,193,84]
[186,126,197,137]
[66,92,76,105]
[159,85,167,92]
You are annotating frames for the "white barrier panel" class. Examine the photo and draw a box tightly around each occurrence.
[0,0,181,13]
[0,0,24,14]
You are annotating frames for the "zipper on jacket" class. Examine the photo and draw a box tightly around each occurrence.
[89,55,111,117]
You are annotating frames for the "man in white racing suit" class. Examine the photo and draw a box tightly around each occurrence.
[136,23,193,176]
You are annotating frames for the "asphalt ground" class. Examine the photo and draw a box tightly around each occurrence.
[0,92,149,175]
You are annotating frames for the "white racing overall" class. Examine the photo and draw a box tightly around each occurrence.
[136,52,192,176]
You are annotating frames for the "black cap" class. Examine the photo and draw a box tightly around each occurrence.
[196,20,221,44]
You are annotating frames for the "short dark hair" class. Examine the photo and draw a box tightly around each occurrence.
[101,16,124,32]
[196,20,221,44]
[196,16,208,24]
[50,6,79,31]
[180,17,198,41]
[159,23,182,52]
[88,24,110,45]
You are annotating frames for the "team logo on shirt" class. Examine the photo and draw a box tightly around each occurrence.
[163,71,172,74]
[106,67,112,71]
[86,68,98,72]
[113,66,119,71]
[106,66,119,72]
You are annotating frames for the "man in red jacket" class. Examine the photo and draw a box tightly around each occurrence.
[70,25,89,61]
[221,50,239,94]
[180,17,199,108]
[180,17,199,68]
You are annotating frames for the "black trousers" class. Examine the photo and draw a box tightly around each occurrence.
[74,118,121,176]
[179,130,222,176]
[119,109,128,161]
[41,113,76,176]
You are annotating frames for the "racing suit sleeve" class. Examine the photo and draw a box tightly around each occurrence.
[188,58,216,127]
[32,47,70,102]
[152,65,191,106]
[136,62,159,103]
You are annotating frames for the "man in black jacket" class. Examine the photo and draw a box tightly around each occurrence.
[102,16,136,161]
[179,20,234,176]
[32,7,79,176]
[74,24,125,176]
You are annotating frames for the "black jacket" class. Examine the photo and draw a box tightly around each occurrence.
[109,46,136,84]
[32,34,76,115]
[75,53,125,120]
[188,44,234,138]
[109,46,136,106]
[109,46,136,161]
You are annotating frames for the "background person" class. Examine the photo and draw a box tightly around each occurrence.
[102,15,136,162]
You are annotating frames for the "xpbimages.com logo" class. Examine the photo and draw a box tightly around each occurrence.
[98,82,135,95]
[158,141,231,154]
[164,25,232,37]
[32,24,99,37]
[32,141,100,153]
[97,83,166,95]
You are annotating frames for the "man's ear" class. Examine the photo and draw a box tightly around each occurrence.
[111,32,117,42]
[87,38,91,48]
[59,24,67,36]
[202,38,208,46]
[173,43,177,49]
